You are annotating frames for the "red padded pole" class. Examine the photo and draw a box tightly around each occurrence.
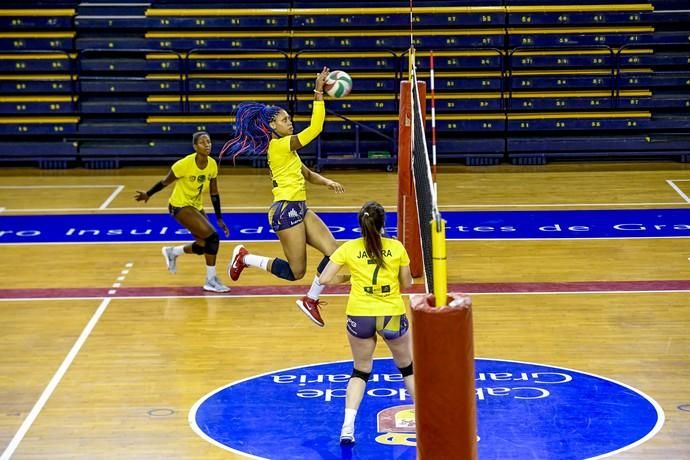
[411,292,477,459]
[397,80,426,278]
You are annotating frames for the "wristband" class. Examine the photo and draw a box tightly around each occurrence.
[146,180,165,197]
[210,194,222,219]
[313,89,323,94]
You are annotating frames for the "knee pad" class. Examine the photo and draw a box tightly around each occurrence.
[316,255,330,274]
[270,258,296,281]
[398,362,413,377]
[351,368,371,382]
[191,242,205,255]
[204,232,220,255]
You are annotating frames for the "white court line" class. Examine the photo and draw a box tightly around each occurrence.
[3,201,690,214]
[2,234,690,247]
[440,202,689,208]
[1,205,386,213]
[666,180,690,204]
[0,207,5,213]
[0,297,111,460]
[0,289,688,303]
[99,185,125,210]
[0,185,122,189]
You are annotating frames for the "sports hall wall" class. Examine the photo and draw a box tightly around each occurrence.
[0,0,688,169]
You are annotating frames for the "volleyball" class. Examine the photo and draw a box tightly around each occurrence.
[323,70,352,98]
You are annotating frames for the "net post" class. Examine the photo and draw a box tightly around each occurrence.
[397,80,423,278]
[411,293,477,459]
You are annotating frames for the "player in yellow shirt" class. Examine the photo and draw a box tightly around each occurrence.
[319,201,415,445]
[221,67,344,327]
[134,131,230,292]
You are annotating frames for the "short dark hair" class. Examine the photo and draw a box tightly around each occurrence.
[192,131,210,146]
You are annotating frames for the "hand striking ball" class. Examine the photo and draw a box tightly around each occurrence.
[323,70,353,98]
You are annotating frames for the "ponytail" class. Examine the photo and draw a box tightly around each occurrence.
[220,102,281,162]
[359,201,386,268]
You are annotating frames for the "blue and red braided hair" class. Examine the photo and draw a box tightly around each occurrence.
[220,102,282,162]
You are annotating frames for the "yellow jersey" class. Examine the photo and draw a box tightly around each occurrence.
[169,153,218,210]
[330,237,410,316]
[267,136,306,202]
[267,100,325,202]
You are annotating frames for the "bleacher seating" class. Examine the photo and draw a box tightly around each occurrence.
[0,0,688,167]
[0,4,79,166]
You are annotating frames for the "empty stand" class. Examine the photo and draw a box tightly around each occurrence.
[0,1,688,167]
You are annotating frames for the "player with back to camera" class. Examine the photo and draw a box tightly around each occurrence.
[318,201,415,444]
[134,131,231,293]
[221,66,345,327]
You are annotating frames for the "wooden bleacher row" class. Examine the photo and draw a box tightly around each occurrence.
[1,73,687,113]
[8,69,689,93]
[9,89,687,116]
[4,27,689,51]
[5,110,690,136]
[1,5,660,31]
[8,49,687,73]
[141,4,658,28]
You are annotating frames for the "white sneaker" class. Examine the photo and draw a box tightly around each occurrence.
[203,276,231,293]
[339,425,355,445]
[161,246,177,274]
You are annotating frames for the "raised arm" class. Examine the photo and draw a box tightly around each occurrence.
[289,66,329,151]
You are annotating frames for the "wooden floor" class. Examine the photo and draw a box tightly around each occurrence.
[1,162,689,459]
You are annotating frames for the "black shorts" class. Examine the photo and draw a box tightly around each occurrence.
[346,314,409,340]
[268,200,307,232]
[168,204,206,217]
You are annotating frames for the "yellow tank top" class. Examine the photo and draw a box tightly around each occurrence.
[267,136,306,202]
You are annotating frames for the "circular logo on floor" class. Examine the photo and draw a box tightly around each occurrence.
[189,358,663,460]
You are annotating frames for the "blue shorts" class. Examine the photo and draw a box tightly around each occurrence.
[346,314,409,340]
[268,200,307,232]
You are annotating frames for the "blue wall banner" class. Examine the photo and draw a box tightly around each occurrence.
[1,209,689,244]
[190,358,663,460]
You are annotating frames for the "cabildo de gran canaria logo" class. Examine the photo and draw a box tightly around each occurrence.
[189,358,663,460]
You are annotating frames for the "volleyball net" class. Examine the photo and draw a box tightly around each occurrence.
[398,46,478,459]
[397,48,446,301]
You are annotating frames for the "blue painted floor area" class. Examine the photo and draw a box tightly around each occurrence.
[2,209,690,244]
[191,358,661,460]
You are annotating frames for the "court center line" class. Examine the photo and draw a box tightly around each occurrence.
[665,180,690,204]
[0,297,112,460]
[99,185,125,210]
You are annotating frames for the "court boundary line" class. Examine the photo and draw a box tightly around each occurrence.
[3,201,690,213]
[1,289,689,303]
[0,185,123,189]
[2,234,690,247]
[666,179,690,204]
[0,297,112,460]
[99,185,125,210]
